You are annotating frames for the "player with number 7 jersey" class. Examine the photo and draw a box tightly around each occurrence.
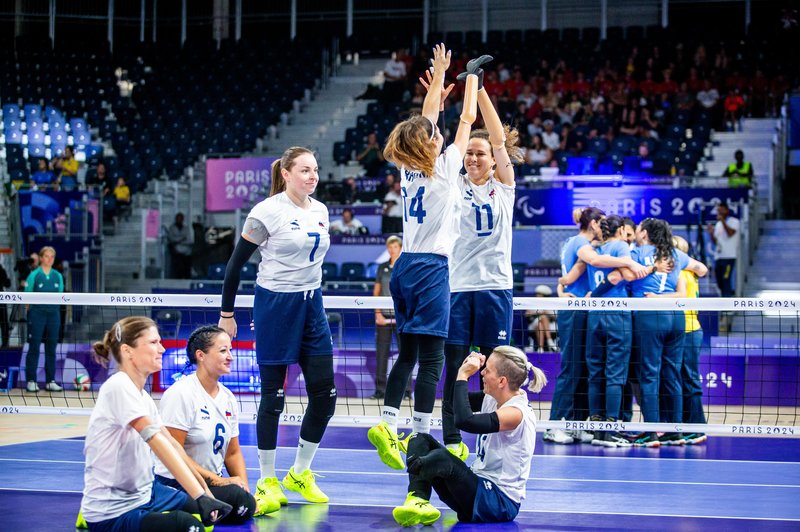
[218,147,337,511]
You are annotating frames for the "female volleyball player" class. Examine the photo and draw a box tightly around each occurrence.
[367,43,477,470]
[629,218,708,447]
[392,348,546,526]
[673,236,708,444]
[154,325,259,522]
[547,208,648,445]
[218,146,335,511]
[79,316,231,531]
[427,54,526,461]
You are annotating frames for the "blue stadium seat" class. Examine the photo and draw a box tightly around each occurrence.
[588,137,609,155]
[665,124,687,140]
[565,156,597,175]
[240,262,257,281]
[340,262,366,281]
[207,263,226,280]
[24,104,42,120]
[366,262,379,280]
[322,262,338,282]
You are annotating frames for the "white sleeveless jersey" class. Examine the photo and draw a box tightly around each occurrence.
[399,144,463,257]
[81,372,161,522]
[245,192,330,292]
[450,174,515,291]
[471,393,537,503]
[154,374,240,478]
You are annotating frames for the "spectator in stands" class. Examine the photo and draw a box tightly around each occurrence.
[722,149,753,188]
[113,177,131,207]
[30,158,56,189]
[371,235,411,400]
[382,179,403,234]
[0,262,10,348]
[382,49,408,103]
[339,176,358,205]
[86,161,110,191]
[525,134,552,172]
[723,89,745,131]
[52,146,79,188]
[329,208,366,236]
[526,285,558,352]
[697,79,721,123]
[23,246,64,393]
[541,119,560,151]
[707,202,739,298]
[168,213,194,279]
[356,133,386,177]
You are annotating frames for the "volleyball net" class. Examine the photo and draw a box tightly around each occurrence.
[0,292,798,437]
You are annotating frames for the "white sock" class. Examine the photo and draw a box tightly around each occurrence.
[292,438,319,474]
[258,449,276,479]
[381,406,400,432]
[412,411,432,434]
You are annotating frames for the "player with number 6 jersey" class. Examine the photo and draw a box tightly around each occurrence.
[218,147,337,512]
[155,326,257,523]
[368,42,477,477]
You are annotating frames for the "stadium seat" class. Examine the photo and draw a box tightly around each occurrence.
[155,309,182,339]
[322,262,339,282]
[207,263,226,280]
[240,262,257,281]
[340,262,366,281]
[366,262,379,280]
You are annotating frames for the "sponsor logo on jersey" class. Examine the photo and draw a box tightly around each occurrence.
[318,221,326,229]
[497,330,507,341]
[200,406,210,420]
[489,189,496,198]
[463,189,474,201]
[289,220,300,230]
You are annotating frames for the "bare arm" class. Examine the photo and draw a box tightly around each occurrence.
[686,257,709,278]
[558,261,586,286]
[453,73,478,157]
[223,437,249,492]
[165,426,243,490]
[477,88,514,186]
[421,43,450,123]
[577,244,648,277]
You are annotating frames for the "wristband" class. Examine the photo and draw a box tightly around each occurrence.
[220,313,234,318]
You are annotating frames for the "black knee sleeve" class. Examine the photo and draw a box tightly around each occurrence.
[258,365,288,450]
[210,484,256,524]
[140,510,202,532]
[442,344,470,444]
[414,335,445,412]
[299,356,337,444]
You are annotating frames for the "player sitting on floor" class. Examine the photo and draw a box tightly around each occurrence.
[393,346,546,526]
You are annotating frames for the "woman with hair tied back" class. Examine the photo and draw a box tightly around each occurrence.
[393,346,547,526]
[367,42,477,480]
[218,146,336,512]
[629,218,708,447]
[78,316,231,531]
[154,325,257,523]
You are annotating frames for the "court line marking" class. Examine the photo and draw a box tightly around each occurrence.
[8,439,800,467]
[0,488,798,521]
[1,458,798,488]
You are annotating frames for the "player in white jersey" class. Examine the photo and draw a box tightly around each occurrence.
[393,346,546,526]
[79,317,231,531]
[218,147,336,512]
[155,325,258,522]
[441,55,526,460]
[367,43,477,474]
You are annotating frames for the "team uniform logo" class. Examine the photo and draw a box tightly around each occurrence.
[497,330,507,341]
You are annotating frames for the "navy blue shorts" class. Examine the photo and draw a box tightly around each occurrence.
[253,286,333,365]
[389,253,450,338]
[472,477,520,523]
[447,290,513,348]
[87,481,187,532]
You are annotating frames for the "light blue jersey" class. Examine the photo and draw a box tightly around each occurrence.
[587,240,630,298]
[630,246,690,297]
[561,235,591,297]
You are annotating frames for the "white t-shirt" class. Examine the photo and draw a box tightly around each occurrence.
[450,174,515,291]
[542,131,560,151]
[714,216,740,259]
[154,374,240,479]
[697,89,720,109]
[384,58,407,80]
[399,144,463,257]
[383,190,403,218]
[243,192,330,292]
[329,217,364,235]
[81,372,161,523]
[471,393,536,504]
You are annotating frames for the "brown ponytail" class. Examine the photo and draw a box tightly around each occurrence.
[92,316,156,367]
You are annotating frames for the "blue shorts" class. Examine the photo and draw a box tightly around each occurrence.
[254,286,333,365]
[472,477,520,523]
[389,253,450,338]
[88,481,187,532]
[447,290,513,348]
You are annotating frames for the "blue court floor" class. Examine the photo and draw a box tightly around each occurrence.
[1,425,799,531]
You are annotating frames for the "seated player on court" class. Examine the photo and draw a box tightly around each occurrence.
[393,347,546,526]
[154,325,261,521]
[77,316,231,531]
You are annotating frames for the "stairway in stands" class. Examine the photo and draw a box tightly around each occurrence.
[704,118,780,217]
[269,59,385,180]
